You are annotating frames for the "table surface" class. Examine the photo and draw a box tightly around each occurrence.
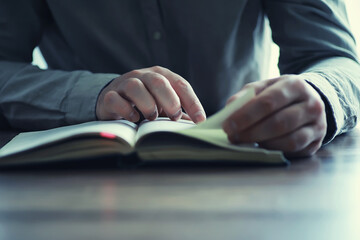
[0,127,359,240]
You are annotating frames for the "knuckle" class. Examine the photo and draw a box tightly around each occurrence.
[273,88,288,102]
[149,74,168,89]
[308,99,325,116]
[123,78,143,92]
[259,95,276,112]
[127,69,142,77]
[174,79,190,92]
[117,105,132,116]
[103,91,122,108]
[103,91,115,105]
[169,97,181,111]
[188,99,201,112]
[291,78,307,92]
[290,131,308,152]
[151,65,165,73]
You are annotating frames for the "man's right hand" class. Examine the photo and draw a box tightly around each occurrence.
[96,66,206,123]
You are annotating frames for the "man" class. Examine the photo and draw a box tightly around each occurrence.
[0,0,359,157]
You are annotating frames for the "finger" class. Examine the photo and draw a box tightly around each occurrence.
[226,77,280,105]
[250,77,283,94]
[224,77,310,134]
[158,109,167,117]
[103,90,140,122]
[140,72,182,121]
[158,109,190,120]
[231,99,325,143]
[150,66,206,123]
[153,98,163,116]
[285,141,322,158]
[118,78,158,120]
[258,125,325,156]
[181,112,192,121]
[227,76,284,105]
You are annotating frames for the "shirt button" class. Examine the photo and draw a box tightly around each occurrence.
[153,31,162,40]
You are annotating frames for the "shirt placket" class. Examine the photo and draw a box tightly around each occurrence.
[140,0,170,67]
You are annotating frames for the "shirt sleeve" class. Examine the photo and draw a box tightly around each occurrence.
[263,0,360,144]
[0,0,118,131]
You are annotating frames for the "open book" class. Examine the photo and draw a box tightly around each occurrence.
[0,88,288,166]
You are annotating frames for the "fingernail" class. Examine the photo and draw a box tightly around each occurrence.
[194,111,206,123]
[129,111,138,122]
[171,109,182,121]
[149,108,158,121]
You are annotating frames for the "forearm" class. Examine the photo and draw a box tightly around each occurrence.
[0,61,118,130]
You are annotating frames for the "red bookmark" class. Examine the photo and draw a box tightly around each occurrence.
[99,132,117,139]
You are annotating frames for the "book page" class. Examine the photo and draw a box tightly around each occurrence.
[177,87,261,151]
[195,87,255,129]
[136,118,195,142]
[0,120,137,158]
[178,128,259,152]
[136,87,259,151]
[136,87,255,140]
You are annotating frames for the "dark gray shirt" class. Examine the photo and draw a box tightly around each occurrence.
[0,0,359,144]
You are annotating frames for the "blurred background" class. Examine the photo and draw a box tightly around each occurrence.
[32,0,360,78]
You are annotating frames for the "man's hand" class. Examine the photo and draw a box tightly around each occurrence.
[223,75,327,157]
[96,66,206,123]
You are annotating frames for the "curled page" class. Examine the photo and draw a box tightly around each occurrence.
[194,87,255,129]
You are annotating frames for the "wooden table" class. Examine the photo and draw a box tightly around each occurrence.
[0,127,359,240]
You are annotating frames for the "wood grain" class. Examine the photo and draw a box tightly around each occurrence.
[0,127,359,240]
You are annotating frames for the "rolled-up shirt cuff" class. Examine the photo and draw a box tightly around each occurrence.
[301,72,343,145]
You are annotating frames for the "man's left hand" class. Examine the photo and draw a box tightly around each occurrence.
[222,75,327,158]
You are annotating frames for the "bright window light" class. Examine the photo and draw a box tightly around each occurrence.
[346,0,360,55]
[268,0,360,78]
